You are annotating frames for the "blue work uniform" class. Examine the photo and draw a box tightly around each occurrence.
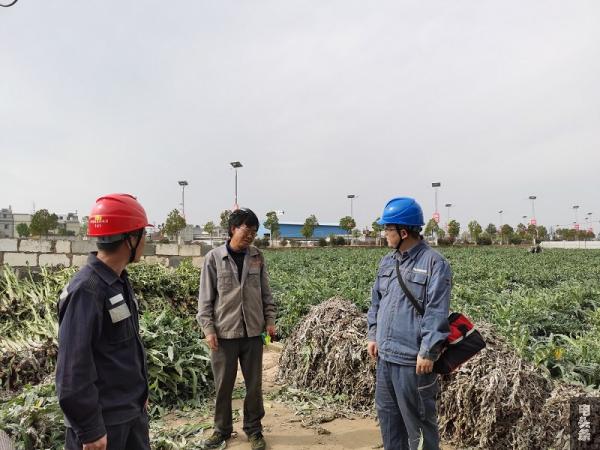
[55,253,150,449]
[367,241,451,450]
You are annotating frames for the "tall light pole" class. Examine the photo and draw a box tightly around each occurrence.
[528,195,537,225]
[178,180,188,217]
[572,205,580,230]
[587,212,593,233]
[347,194,357,219]
[498,210,504,227]
[445,203,452,229]
[431,182,441,223]
[230,161,243,209]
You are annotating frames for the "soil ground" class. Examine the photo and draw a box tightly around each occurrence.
[165,345,456,450]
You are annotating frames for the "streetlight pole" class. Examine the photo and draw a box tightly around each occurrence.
[347,194,357,219]
[230,161,243,209]
[529,196,537,225]
[431,183,441,244]
[572,205,580,230]
[178,180,188,217]
[431,182,441,222]
[445,203,452,229]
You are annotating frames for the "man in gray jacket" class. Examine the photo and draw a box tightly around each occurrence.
[197,208,276,450]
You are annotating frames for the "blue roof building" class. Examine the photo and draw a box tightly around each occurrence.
[274,222,348,240]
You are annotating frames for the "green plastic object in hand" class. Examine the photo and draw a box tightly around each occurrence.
[261,332,271,346]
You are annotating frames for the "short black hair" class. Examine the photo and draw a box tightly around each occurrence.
[97,240,124,253]
[228,208,259,237]
[396,225,423,240]
[96,229,145,253]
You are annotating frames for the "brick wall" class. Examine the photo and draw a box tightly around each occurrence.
[0,239,208,268]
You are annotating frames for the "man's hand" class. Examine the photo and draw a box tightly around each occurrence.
[416,356,434,375]
[367,341,378,360]
[205,334,218,351]
[266,324,276,337]
[83,434,107,450]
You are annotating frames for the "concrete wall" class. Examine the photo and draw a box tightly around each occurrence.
[541,241,600,250]
[0,238,208,269]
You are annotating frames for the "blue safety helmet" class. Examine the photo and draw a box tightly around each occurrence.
[377,197,425,227]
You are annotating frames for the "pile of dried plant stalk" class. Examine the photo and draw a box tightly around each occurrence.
[278,297,376,411]
[278,298,599,449]
[0,337,57,391]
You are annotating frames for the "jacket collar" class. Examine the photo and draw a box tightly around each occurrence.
[395,240,427,262]
[215,243,259,260]
[87,252,125,286]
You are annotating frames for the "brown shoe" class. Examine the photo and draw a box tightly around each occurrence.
[248,432,266,450]
[202,431,229,449]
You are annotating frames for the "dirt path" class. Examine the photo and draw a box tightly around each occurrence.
[192,345,455,450]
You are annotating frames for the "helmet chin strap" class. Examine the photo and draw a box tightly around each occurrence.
[395,225,404,252]
[126,229,144,263]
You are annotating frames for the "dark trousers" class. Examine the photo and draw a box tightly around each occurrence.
[375,359,440,450]
[211,336,264,437]
[65,412,150,450]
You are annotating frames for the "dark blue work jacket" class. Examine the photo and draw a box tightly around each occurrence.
[55,253,148,444]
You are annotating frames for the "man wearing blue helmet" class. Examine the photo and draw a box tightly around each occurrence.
[367,197,452,450]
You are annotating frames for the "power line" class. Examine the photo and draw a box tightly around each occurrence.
[0,0,19,7]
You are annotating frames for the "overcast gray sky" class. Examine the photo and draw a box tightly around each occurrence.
[1,1,599,232]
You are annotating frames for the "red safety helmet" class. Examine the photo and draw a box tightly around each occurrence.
[88,194,150,242]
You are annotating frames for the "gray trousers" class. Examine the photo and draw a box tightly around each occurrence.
[375,359,440,450]
[210,336,264,437]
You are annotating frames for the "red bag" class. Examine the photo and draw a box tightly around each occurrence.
[433,312,486,374]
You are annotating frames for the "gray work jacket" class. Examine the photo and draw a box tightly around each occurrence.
[197,244,276,339]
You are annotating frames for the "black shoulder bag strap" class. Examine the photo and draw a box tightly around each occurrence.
[395,260,425,316]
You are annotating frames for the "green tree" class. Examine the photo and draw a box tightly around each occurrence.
[220,210,231,236]
[424,218,441,239]
[371,219,384,244]
[500,224,514,244]
[29,209,58,237]
[79,216,89,237]
[301,215,319,243]
[527,223,538,242]
[537,226,549,241]
[16,223,30,238]
[204,221,215,246]
[516,223,528,239]
[447,220,460,240]
[339,216,356,235]
[264,211,281,245]
[467,220,483,243]
[485,223,497,236]
[163,209,187,241]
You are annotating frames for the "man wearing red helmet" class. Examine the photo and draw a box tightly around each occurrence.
[55,194,151,450]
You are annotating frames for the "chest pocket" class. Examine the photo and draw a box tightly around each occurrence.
[377,267,395,295]
[105,300,133,344]
[247,263,261,286]
[403,271,428,303]
[217,263,235,291]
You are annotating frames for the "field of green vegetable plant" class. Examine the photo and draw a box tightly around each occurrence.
[267,247,600,387]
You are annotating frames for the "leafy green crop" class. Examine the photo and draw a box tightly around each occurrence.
[265,247,600,387]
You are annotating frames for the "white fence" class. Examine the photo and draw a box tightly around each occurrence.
[541,241,600,250]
